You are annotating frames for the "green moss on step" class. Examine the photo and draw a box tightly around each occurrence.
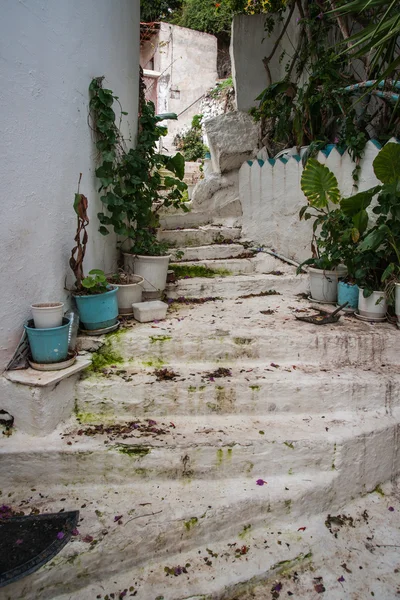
[150,335,172,344]
[216,448,224,466]
[143,358,165,368]
[188,386,197,392]
[170,264,231,279]
[372,484,385,496]
[184,517,198,531]
[284,441,294,450]
[238,524,251,539]
[112,444,151,458]
[233,337,253,345]
[250,385,260,391]
[284,499,292,513]
[90,339,124,372]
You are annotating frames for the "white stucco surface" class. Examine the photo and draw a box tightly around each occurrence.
[231,13,302,112]
[141,23,218,153]
[0,0,140,371]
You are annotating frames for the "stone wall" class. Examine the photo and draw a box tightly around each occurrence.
[239,140,396,263]
[0,0,140,372]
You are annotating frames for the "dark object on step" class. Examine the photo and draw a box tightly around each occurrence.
[295,303,348,325]
[167,270,176,283]
[0,511,79,588]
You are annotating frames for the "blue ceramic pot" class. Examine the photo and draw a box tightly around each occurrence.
[74,287,118,331]
[25,318,70,363]
[338,281,359,309]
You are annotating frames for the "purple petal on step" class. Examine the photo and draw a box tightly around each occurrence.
[56,531,65,540]
[256,479,267,486]
[338,576,345,582]
[15,539,23,545]
[272,582,282,592]
[388,506,395,511]
[71,529,80,536]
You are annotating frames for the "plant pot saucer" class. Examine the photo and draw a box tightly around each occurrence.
[79,321,120,336]
[28,351,77,371]
[354,312,386,323]
[307,295,336,305]
[336,304,357,314]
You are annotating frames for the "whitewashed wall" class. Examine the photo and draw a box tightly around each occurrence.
[239,140,395,263]
[0,0,140,372]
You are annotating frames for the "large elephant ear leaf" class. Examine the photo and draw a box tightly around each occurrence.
[373,143,400,184]
[301,158,340,208]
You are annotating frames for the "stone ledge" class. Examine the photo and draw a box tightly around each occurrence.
[4,354,91,388]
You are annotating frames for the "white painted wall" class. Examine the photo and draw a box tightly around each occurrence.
[239,140,392,263]
[141,23,218,154]
[231,12,302,112]
[0,0,140,372]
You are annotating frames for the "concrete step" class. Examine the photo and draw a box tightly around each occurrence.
[160,211,210,230]
[109,295,399,368]
[0,413,359,486]
[159,210,210,230]
[2,411,399,493]
[1,474,333,600]
[173,242,248,261]
[76,363,400,418]
[158,225,241,248]
[170,257,256,275]
[166,272,308,298]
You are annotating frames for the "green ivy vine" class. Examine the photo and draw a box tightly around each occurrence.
[89,74,188,256]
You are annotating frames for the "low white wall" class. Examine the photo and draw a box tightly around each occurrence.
[239,140,394,263]
[0,0,140,372]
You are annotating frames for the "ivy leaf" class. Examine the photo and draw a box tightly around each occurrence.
[99,226,109,236]
[165,152,185,180]
[358,225,387,251]
[98,88,114,107]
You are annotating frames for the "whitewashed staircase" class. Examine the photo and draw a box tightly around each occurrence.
[1,235,400,599]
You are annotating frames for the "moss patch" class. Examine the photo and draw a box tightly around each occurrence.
[90,339,124,372]
[170,264,231,279]
[150,335,172,344]
[184,517,198,531]
[112,444,151,458]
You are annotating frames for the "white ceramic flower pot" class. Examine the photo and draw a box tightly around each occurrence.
[309,267,339,303]
[116,276,144,314]
[31,302,64,329]
[358,289,387,320]
[123,254,171,293]
[395,283,400,324]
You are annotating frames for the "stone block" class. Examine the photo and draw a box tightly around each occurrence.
[204,111,260,173]
[132,301,168,323]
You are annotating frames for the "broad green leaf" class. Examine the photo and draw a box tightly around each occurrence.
[301,159,340,208]
[373,143,400,184]
[165,152,185,180]
[89,269,106,276]
[340,187,381,215]
[352,209,369,234]
[359,226,387,251]
[82,277,96,288]
[155,112,178,121]
[382,262,395,281]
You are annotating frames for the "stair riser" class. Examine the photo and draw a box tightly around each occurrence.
[117,331,398,368]
[171,258,255,275]
[158,227,241,248]
[175,243,246,261]
[0,482,332,600]
[76,376,399,417]
[159,212,210,230]
[166,275,307,298]
[0,441,335,487]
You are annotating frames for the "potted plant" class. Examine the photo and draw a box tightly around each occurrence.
[31,302,64,329]
[340,142,400,321]
[69,178,119,331]
[298,159,355,303]
[89,74,188,298]
[107,271,144,315]
[24,317,70,364]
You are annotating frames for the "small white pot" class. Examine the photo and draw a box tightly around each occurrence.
[309,267,339,303]
[116,276,144,314]
[395,283,400,324]
[124,254,171,293]
[31,302,64,329]
[358,289,387,320]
